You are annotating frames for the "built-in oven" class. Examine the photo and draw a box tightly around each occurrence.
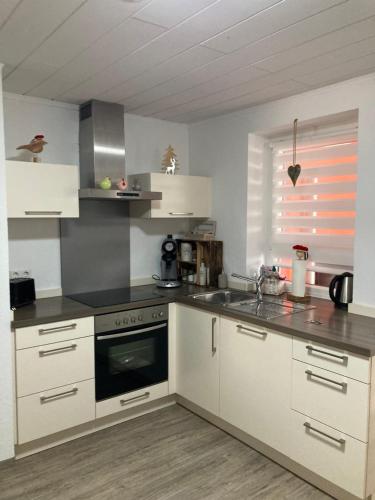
[95,305,168,401]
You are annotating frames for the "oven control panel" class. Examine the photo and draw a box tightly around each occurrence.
[95,304,169,334]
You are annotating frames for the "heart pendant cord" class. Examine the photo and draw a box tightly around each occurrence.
[293,118,298,167]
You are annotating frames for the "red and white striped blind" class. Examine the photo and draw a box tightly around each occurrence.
[270,128,357,276]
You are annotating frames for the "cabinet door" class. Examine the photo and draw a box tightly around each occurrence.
[176,305,219,414]
[220,317,293,455]
[6,161,79,218]
[150,173,211,218]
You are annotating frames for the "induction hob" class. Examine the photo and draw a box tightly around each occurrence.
[69,287,164,308]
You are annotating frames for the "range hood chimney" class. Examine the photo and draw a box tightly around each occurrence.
[78,100,161,201]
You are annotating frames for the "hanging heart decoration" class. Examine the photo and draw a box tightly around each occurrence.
[287,118,301,187]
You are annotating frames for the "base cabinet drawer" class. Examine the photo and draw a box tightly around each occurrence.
[17,379,95,444]
[293,337,370,383]
[290,411,367,498]
[16,336,95,397]
[96,382,169,419]
[292,360,369,442]
[16,317,94,350]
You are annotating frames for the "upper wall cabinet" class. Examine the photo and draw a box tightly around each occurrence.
[6,161,79,218]
[128,173,212,218]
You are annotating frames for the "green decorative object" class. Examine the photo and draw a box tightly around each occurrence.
[99,176,112,190]
[288,118,301,187]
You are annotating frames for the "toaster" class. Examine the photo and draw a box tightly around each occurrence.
[10,278,36,309]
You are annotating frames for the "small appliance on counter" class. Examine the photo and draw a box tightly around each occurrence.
[154,234,181,288]
[329,272,353,309]
[10,277,36,309]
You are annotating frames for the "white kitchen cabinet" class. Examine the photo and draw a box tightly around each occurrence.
[292,359,369,442]
[293,337,370,383]
[16,336,95,397]
[176,305,219,414]
[17,379,95,444]
[128,173,211,218]
[220,316,293,455]
[96,382,169,419]
[6,161,79,218]
[15,316,95,445]
[289,411,367,498]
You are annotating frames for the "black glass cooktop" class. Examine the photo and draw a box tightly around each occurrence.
[69,287,163,308]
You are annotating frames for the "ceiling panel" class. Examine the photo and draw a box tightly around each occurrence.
[129,66,269,115]
[133,0,218,29]
[1,0,375,123]
[181,0,284,41]
[0,0,21,29]
[294,52,375,86]
[29,18,165,99]
[99,45,221,102]
[201,0,346,53]
[59,22,221,102]
[164,80,309,122]
[0,0,84,68]
[253,16,375,72]
[146,71,296,119]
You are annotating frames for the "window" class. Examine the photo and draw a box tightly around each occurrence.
[269,125,358,285]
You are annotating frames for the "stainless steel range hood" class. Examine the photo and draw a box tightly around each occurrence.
[78,100,161,201]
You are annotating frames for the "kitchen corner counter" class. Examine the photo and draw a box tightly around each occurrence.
[11,285,375,357]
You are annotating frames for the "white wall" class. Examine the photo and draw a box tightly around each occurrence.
[0,67,14,461]
[124,114,190,281]
[3,94,190,291]
[4,93,78,292]
[189,73,375,308]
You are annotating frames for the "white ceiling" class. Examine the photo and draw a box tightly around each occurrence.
[2,0,375,123]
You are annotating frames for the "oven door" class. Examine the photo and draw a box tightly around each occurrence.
[95,321,168,401]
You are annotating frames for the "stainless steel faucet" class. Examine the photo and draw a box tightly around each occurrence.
[232,268,265,303]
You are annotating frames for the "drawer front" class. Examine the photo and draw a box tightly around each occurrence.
[17,379,95,444]
[290,411,367,498]
[292,360,369,442]
[96,382,169,419]
[16,317,94,350]
[293,337,370,383]
[16,336,94,397]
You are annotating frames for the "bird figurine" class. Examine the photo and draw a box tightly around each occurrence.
[17,134,47,163]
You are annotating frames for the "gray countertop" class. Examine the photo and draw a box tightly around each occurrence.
[12,285,375,357]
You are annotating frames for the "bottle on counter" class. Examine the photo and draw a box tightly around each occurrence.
[199,262,207,286]
[218,269,228,289]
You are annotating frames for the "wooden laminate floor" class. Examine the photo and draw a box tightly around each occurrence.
[0,405,331,500]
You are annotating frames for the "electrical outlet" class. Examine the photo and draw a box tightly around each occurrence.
[9,269,32,279]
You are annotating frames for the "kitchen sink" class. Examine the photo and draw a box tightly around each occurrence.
[190,290,257,305]
[189,290,315,319]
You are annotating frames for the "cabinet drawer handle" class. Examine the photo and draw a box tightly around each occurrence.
[305,369,347,390]
[40,387,78,403]
[236,324,266,337]
[39,323,77,334]
[168,212,194,216]
[39,344,77,356]
[212,317,217,354]
[25,211,62,215]
[120,391,150,405]
[304,422,345,445]
[306,345,348,362]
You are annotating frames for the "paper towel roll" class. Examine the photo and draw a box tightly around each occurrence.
[292,259,306,297]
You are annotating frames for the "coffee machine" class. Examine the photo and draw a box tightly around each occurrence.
[156,235,181,288]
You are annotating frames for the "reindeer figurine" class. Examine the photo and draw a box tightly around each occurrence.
[166,157,176,175]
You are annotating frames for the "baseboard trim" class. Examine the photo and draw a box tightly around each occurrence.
[176,396,364,500]
[349,303,375,318]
